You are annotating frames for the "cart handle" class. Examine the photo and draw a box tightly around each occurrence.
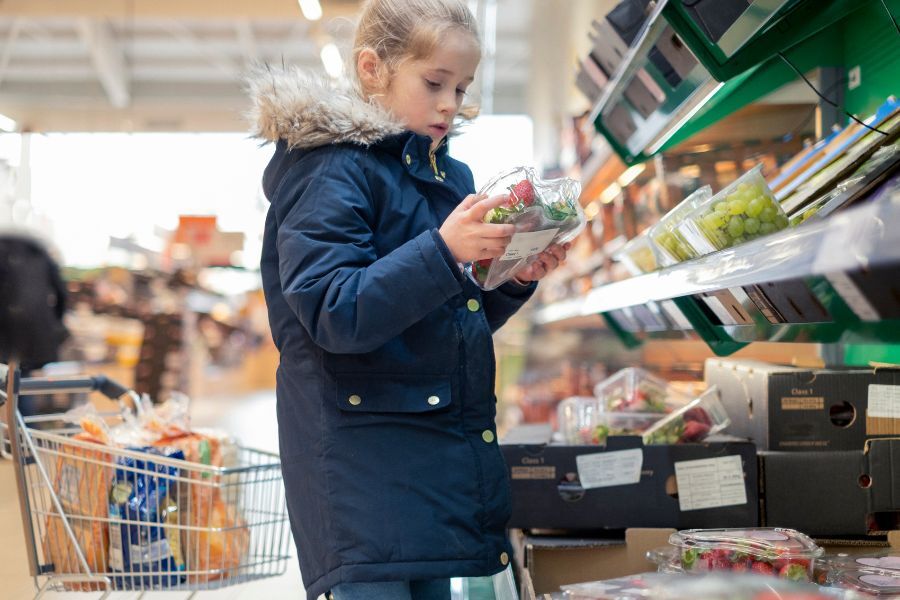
[0,364,131,406]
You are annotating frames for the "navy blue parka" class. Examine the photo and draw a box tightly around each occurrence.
[251,68,536,598]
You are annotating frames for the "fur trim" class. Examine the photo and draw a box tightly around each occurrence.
[246,64,405,149]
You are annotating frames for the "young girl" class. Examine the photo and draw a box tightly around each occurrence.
[250,1,568,598]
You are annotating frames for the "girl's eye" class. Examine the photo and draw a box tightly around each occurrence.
[425,79,441,89]
[456,89,466,97]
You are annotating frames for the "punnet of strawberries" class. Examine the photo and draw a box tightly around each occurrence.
[669,528,824,584]
[640,385,730,445]
[467,166,584,290]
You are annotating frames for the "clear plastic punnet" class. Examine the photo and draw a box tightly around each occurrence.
[648,185,712,266]
[640,386,729,445]
[593,367,676,414]
[612,233,658,275]
[557,396,666,445]
[559,573,673,599]
[829,568,900,597]
[660,574,862,599]
[467,167,585,290]
[665,528,824,582]
[822,551,900,577]
[675,166,790,257]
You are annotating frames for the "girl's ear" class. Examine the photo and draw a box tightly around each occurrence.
[357,48,384,94]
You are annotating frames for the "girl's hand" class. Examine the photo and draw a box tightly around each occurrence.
[512,243,570,284]
[439,193,516,263]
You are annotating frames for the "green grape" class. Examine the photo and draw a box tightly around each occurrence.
[745,197,766,218]
[732,236,747,245]
[727,216,745,237]
[759,206,776,223]
[728,198,748,215]
[774,214,789,230]
[744,217,760,235]
[702,213,725,229]
[759,222,778,235]
[714,201,729,214]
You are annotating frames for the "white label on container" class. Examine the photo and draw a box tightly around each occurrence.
[576,448,643,490]
[868,385,900,419]
[826,272,880,321]
[499,228,559,262]
[674,455,747,512]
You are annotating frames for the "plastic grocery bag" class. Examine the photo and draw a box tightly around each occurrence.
[466,167,585,290]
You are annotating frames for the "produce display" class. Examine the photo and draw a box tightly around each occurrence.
[468,166,585,290]
[640,386,729,445]
[649,186,712,266]
[661,528,824,583]
[677,166,790,256]
[557,396,667,445]
[613,233,658,275]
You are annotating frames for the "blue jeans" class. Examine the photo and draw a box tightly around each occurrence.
[331,578,451,600]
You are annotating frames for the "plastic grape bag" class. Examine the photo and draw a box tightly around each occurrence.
[466,167,585,290]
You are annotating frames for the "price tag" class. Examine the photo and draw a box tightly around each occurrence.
[674,455,747,511]
[576,448,643,490]
[499,228,559,262]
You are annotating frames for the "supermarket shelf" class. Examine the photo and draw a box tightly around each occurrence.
[534,196,900,352]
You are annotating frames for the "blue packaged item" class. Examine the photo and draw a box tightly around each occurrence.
[108,446,186,589]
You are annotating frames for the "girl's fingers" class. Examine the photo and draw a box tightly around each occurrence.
[481,225,516,238]
[459,193,487,210]
[470,194,512,220]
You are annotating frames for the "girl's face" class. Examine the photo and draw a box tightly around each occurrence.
[373,30,480,148]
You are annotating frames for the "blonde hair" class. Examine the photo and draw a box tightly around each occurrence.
[353,0,481,95]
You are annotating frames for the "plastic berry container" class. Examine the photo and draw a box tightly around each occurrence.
[556,397,665,445]
[467,166,585,291]
[667,528,824,582]
[675,166,790,256]
[829,568,900,597]
[640,386,729,445]
[648,185,712,266]
[818,551,900,584]
[612,233,658,276]
[593,367,679,414]
[662,573,862,600]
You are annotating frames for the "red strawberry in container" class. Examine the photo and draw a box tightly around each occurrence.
[680,420,711,442]
[508,179,535,208]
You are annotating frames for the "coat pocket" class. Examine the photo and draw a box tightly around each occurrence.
[335,375,452,413]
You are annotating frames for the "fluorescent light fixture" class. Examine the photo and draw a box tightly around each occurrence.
[617,163,646,187]
[298,0,323,21]
[600,182,621,204]
[0,112,17,132]
[320,43,343,78]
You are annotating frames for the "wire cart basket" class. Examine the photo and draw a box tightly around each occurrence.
[1,361,292,599]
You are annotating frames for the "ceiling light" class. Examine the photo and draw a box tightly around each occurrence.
[298,0,323,21]
[320,43,343,78]
[600,182,621,204]
[0,113,17,132]
[617,163,646,187]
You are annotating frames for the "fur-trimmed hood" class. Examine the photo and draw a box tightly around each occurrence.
[247,65,406,150]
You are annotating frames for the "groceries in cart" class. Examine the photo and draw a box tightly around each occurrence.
[39,392,251,588]
[466,166,585,290]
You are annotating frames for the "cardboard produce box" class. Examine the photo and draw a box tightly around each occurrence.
[761,438,900,536]
[510,528,673,598]
[501,425,759,531]
[705,358,900,451]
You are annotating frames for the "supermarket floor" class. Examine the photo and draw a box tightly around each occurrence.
[1,389,311,600]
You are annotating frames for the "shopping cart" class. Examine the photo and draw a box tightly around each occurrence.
[1,360,292,599]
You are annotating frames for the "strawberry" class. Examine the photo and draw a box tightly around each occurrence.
[472,259,491,283]
[779,563,808,581]
[751,561,775,576]
[683,407,712,425]
[680,420,710,442]
[508,179,535,207]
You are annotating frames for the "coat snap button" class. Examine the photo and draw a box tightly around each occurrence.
[482,430,495,444]
[434,175,444,182]
[405,154,412,165]
[348,394,362,406]
[427,396,440,406]
[500,552,509,566]
[466,299,480,312]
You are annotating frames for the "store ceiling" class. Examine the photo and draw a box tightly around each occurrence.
[0,0,536,133]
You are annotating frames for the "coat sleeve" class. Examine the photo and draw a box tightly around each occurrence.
[453,161,538,333]
[274,151,464,354]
